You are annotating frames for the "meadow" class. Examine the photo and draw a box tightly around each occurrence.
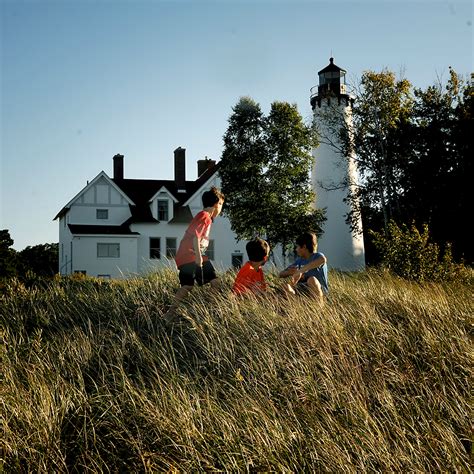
[1,269,472,472]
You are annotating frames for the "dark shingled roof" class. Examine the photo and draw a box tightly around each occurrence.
[55,162,219,230]
[68,224,140,235]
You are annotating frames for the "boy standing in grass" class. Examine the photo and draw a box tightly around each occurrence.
[279,232,328,305]
[232,238,270,296]
[164,187,224,320]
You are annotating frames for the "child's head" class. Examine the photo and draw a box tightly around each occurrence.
[295,232,317,255]
[246,238,270,264]
[202,187,225,217]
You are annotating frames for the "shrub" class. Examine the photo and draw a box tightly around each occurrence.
[370,220,472,283]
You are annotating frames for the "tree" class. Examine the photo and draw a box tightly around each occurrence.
[340,70,413,232]
[0,230,17,277]
[339,68,472,264]
[17,243,59,277]
[402,69,473,262]
[219,97,324,253]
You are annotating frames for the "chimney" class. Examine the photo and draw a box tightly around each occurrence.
[197,157,216,177]
[113,154,124,180]
[174,147,186,190]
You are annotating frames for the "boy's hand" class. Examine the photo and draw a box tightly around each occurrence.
[291,270,303,286]
[195,256,203,267]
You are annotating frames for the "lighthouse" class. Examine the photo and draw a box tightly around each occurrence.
[310,58,365,271]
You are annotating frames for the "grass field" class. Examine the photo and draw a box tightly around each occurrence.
[1,269,472,472]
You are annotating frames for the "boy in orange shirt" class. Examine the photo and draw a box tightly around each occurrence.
[232,238,270,295]
[164,186,224,320]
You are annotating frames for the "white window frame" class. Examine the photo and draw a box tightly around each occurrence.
[96,209,109,220]
[157,200,169,221]
[150,237,161,259]
[97,243,120,258]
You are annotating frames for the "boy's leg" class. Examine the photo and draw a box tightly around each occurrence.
[164,285,193,321]
[306,276,324,305]
[163,263,196,321]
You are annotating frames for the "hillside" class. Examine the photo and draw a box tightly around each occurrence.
[1,270,472,472]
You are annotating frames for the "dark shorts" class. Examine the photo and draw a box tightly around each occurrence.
[178,261,217,287]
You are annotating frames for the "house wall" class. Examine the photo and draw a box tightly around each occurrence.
[71,235,139,278]
[59,216,73,275]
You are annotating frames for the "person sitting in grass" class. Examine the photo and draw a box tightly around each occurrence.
[278,232,328,304]
[163,186,224,321]
[232,238,270,296]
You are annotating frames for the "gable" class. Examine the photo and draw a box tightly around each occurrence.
[54,171,134,220]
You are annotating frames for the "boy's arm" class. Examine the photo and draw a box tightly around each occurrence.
[193,236,203,266]
[279,266,298,278]
[295,254,326,278]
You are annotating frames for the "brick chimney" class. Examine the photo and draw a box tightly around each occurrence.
[174,147,186,190]
[113,154,124,180]
[197,157,216,177]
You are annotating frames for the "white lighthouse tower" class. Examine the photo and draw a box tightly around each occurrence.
[310,58,365,271]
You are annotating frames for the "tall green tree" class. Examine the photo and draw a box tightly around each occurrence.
[340,70,413,232]
[219,97,323,253]
[402,69,473,262]
[338,68,472,263]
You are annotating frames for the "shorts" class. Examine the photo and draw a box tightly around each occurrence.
[178,261,217,287]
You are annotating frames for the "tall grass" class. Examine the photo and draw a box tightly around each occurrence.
[1,269,472,472]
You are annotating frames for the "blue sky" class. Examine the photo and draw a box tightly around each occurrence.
[1,0,472,250]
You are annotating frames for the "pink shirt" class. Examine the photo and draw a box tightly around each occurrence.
[175,211,212,267]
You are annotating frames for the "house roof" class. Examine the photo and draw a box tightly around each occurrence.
[55,162,219,226]
[68,224,140,235]
[112,163,219,206]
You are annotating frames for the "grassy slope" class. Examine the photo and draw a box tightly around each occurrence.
[1,270,472,472]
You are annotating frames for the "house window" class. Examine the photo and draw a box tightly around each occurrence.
[97,209,109,220]
[206,239,215,261]
[97,243,120,258]
[232,253,243,268]
[150,238,161,259]
[166,238,177,258]
[157,200,169,221]
[98,274,111,279]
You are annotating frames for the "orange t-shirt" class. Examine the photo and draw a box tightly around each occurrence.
[175,211,212,267]
[232,262,267,295]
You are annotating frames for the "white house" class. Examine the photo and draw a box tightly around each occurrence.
[54,148,252,278]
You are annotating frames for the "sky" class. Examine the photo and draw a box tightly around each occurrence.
[1,0,472,251]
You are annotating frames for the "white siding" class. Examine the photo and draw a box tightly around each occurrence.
[71,236,138,278]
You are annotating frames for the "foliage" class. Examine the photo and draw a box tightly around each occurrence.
[339,70,413,232]
[0,229,58,280]
[370,220,472,283]
[1,270,471,471]
[219,97,324,252]
[17,243,59,277]
[0,229,17,277]
[334,69,472,264]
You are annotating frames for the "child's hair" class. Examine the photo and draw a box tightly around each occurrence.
[246,238,270,262]
[202,187,225,207]
[295,232,317,253]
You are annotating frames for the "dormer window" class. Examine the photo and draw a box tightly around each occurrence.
[96,209,109,220]
[157,200,169,221]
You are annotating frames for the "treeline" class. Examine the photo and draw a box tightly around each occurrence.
[340,68,473,264]
[0,230,58,279]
